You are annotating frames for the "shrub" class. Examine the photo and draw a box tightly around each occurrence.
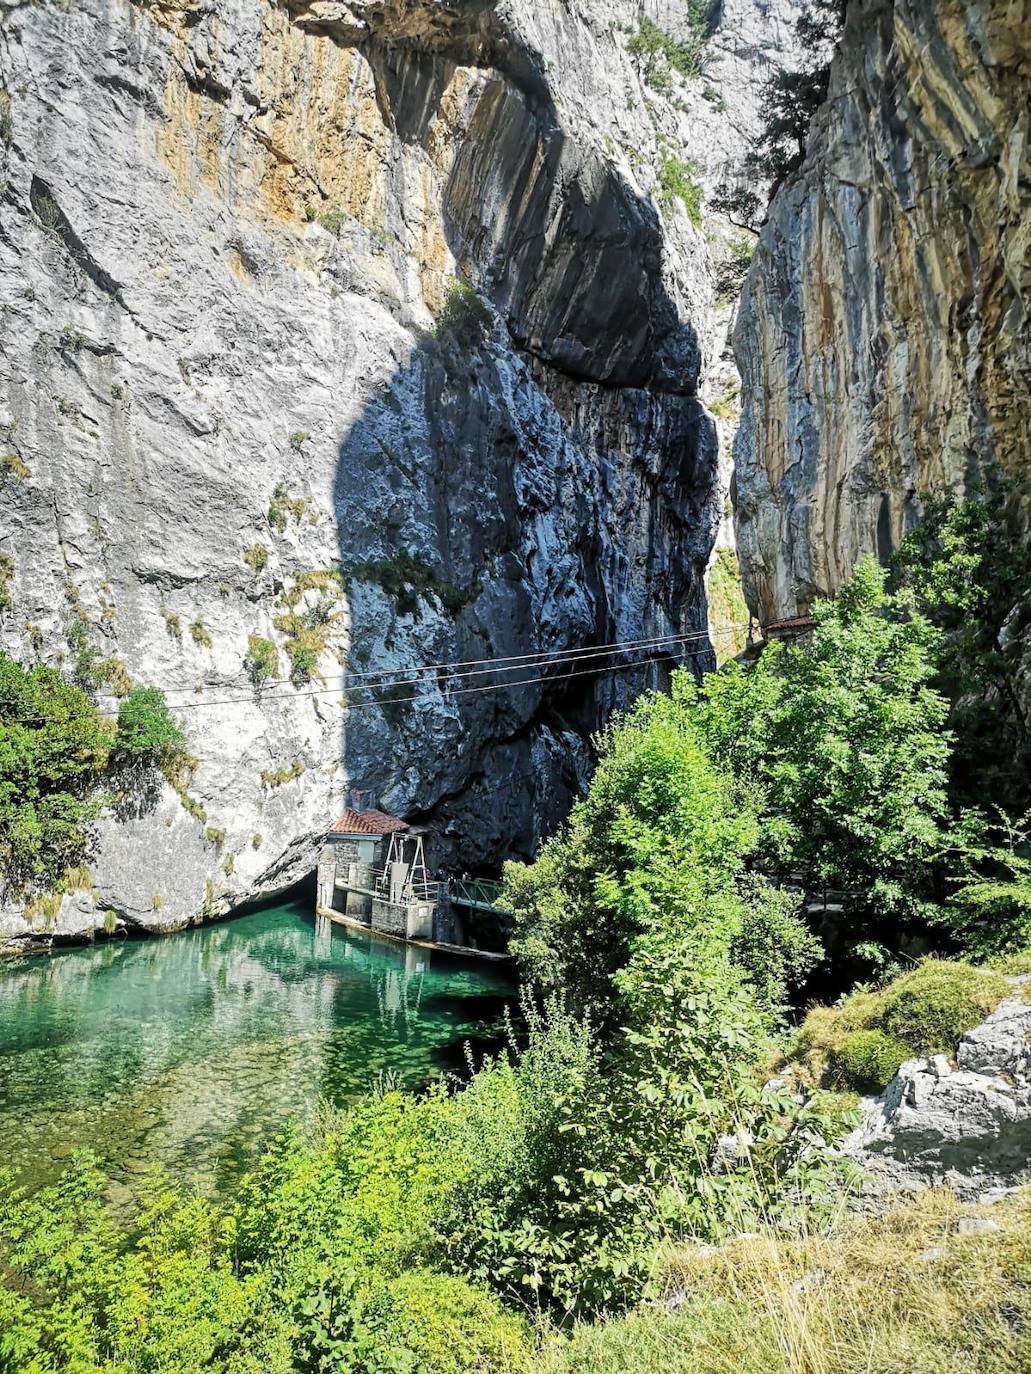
[435,279,492,348]
[0,655,112,888]
[879,959,1008,1055]
[190,620,213,649]
[223,853,235,877]
[658,156,703,225]
[627,14,712,83]
[0,552,14,611]
[0,452,29,479]
[827,1029,908,1094]
[0,88,11,144]
[112,687,186,770]
[318,207,346,236]
[245,633,279,686]
[243,543,268,574]
[252,833,263,849]
[98,657,132,697]
[268,480,306,531]
[161,608,182,640]
[349,552,476,620]
[260,760,305,789]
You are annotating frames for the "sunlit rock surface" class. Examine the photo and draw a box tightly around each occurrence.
[733,0,1031,626]
[0,0,794,948]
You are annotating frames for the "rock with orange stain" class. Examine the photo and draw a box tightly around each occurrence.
[0,0,796,951]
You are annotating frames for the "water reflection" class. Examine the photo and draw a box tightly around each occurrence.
[0,896,512,1200]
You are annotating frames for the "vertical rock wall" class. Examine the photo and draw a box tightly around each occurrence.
[733,0,1031,625]
[0,0,794,948]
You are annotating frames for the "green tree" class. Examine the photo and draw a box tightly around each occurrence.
[505,677,816,1029]
[0,656,112,889]
[712,0,845,223]
[697,557,952,959]
[892,485,1031,811]
[112,686,187,770]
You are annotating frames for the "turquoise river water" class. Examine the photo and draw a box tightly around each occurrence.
[0,895,513,1204]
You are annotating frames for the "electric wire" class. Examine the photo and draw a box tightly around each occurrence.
[0,624,747,725]
[87,625,734,704]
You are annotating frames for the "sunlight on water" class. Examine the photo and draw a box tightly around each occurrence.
[0,896,513,1202]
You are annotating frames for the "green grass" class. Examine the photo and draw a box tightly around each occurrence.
[791,958,1014,1090]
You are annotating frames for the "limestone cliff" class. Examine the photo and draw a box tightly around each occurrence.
[733,0,1031,626]
[0,0,794,948]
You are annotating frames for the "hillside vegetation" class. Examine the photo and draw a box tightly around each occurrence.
[1,496,1029,1371]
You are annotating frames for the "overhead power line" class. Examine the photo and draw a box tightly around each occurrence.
[0,624,747,726]
[88,625,728,704]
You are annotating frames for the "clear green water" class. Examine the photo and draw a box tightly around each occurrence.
[0,896,513,1204]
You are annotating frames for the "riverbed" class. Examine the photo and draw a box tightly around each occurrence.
[0,895,513,1204]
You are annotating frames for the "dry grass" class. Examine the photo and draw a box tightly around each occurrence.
[544,1190,1031,1374]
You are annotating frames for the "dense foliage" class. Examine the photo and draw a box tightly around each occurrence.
[0,654,186,894]
[2,493,1027,1370]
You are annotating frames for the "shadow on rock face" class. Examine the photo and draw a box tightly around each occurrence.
[328,11,717,871]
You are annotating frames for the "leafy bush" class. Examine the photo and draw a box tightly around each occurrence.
[112,687,186,771]
[627,12,714,85]
[879,960,1008,1055]
[0,656,112,888]
[827,1029,908,1094]
[943,810,1031,956]
[892,484,1031,813]
[435,280,493,348]
[696,557,952,965]
[245,634,279,686]
[658,157,703,225]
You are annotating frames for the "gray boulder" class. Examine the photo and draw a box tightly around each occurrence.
[843,999,1031,1198]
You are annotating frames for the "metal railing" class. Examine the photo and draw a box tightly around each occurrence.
[449,876,507,911]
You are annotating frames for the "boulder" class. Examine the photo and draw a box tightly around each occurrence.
[843,999,1031,1198]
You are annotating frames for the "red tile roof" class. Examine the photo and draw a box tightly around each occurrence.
[331,808,409,836]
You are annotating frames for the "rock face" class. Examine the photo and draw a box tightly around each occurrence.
[733,0,1031,626]
[845,998,1031,1197]
[0,0,795,949]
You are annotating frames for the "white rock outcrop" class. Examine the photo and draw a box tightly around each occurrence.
[845,998,1031,1197]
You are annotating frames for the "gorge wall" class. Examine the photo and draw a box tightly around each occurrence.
[733,0,1031,626]
[0,0,796,948]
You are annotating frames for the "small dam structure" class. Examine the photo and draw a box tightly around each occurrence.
[315,807,508,955]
